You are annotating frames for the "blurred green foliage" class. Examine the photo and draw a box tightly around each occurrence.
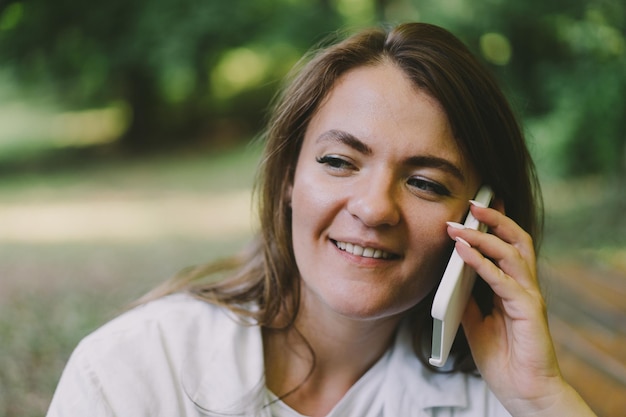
[0,0,624,177]
[406,0,626,179]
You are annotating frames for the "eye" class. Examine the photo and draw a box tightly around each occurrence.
[407,177,451,196]
[316,155,356,172]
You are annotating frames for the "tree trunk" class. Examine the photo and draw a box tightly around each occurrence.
[117,66,169,151]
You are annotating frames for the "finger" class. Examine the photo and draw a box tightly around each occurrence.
[469,204,536,270]
[462,295,484,336]
[449,227,537,290]
[453,239,539,310]
[470,203,534,252]
[461,296,495,346]
[461,296,486,355]
[462,295,507,367]
[469,230,535,289]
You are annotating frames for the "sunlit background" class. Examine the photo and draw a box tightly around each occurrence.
[0,0,624,416]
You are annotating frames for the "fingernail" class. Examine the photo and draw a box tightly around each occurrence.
[469,200,487,208]
[455,237,471,248]
[446,221,466,230]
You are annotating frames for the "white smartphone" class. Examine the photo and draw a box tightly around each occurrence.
[429,185,494,368]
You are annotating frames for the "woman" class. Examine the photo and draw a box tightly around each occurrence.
[47,23,596,417]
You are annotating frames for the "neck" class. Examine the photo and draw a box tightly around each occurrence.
[263,293,403,417]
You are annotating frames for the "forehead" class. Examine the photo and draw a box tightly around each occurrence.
[304,63,464,163]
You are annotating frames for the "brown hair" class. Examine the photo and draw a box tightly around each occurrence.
[146,22,543,372]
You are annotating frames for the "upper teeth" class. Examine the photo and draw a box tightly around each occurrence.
[335,241,392,259]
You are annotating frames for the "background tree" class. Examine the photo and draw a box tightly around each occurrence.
[0,0,623,177]
[391,0,625,178]
[0,0,345,150]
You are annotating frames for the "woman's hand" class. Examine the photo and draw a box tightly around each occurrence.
[446,201,597,417]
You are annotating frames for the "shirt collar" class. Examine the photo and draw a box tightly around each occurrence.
[179,304,470,416]
[381,319,470,416]
[179,307,269,416]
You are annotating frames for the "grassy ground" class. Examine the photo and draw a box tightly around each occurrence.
[541,175,626,269]
[0,143,261,417]
[0,143,624,417]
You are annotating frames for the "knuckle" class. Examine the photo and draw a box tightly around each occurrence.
[518,230,533,250]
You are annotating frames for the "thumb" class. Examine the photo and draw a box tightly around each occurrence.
[461,296,484,347]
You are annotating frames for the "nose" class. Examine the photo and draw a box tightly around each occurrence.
[347,173,401,227]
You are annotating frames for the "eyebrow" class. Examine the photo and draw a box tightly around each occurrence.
[316,129,372,155]
[315,129,466,182]
[405,155,466,182]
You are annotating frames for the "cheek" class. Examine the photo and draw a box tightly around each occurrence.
[408,204,452,244]
[290,169,340,246]
[406,207,458,276]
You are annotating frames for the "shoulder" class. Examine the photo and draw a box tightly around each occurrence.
[49,294,265,416]
[74,293,228,357]
[73,293,255,372]
[86,293,227,335]
[91,292,229,335]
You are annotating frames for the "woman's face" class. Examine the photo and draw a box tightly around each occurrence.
[289,63,481,322]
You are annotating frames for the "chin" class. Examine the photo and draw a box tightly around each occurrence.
[319,287,429,322]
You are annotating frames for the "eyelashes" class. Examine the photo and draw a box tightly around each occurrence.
[316,154,451,197]
[406,177,451,196]
[315,155,354,170]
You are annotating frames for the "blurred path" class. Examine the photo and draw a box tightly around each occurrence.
[543,258,626,417]
[0,191,254,243]
[2,169,624,416]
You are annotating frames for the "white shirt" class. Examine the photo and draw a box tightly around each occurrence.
[47,294,511,417]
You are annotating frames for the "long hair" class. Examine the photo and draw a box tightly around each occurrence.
[144,22,543,373]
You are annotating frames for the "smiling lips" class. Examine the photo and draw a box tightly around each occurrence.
[332,240,396,259]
